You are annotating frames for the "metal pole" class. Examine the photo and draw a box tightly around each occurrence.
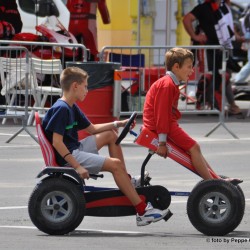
[166,0,171,45]
[137,0,141,46]
[113,69,122,118]
[205,49,238,139]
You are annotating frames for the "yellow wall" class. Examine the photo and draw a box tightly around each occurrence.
[97,0,132,49]
[97,0,153,50]
[176,0,194,46]
[97,0,192,49]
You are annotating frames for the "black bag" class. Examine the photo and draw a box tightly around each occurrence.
[227,56,241,73]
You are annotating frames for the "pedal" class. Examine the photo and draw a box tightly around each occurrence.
[144,176,152,186]
[163,210,173,222]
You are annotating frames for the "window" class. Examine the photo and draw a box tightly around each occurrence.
[18,0,59,17]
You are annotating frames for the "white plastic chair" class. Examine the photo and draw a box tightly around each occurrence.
[29,57,63,125]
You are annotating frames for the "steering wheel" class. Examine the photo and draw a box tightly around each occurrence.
[115,112,137,145]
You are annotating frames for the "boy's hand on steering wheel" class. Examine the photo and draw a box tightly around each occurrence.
[121,119,136,129]
[156,145,169,159]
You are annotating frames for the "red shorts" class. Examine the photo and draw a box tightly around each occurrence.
[168,121,196,151]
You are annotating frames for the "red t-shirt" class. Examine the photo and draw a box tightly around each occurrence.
[143,74,181,135]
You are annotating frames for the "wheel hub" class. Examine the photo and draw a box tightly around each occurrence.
[212,204,218,211]
[199,191,231,223]
[53,204,60,210]
[41,191,73,223]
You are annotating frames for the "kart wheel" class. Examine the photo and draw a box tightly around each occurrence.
[28,177,86,235]
[187,179,245,236]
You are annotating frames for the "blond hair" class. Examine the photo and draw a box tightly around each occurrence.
[60,67,88,91]
[165,48,194,71]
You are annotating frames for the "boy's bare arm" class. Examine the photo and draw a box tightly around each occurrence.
[52,132,89,179]
[85,119,133,134]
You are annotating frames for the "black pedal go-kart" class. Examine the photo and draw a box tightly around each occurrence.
[28,112,245,236]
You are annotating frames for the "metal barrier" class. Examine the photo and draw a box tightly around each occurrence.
[0,40,87,143]
[99,45,238,138]
[0,46,37,142]
[0,42,238,140]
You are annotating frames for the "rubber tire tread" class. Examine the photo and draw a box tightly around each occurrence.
[28,177,85,235]
[187,179,245,236]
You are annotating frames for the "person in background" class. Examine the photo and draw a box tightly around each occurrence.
[0,0,23,40]
[233,4,250,84]
[183,0,243,115]
[65,0,110,61]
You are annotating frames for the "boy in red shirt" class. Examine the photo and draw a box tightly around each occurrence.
[143,47,242,182]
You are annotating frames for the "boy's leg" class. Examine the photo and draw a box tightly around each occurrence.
[101,157,170,226]
[80,133,149,186]
[168,122,242,182]
[169,121,214,180]
[95,130,127,171]
[75,137,170,225]
[94,130,150,186]
[188,143,214,179]
[101,157,142,205]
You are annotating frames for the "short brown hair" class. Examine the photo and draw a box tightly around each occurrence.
[165,48,194,71]
[60,67,88,91]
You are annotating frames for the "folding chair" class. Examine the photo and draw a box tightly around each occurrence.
[29,57,63,125]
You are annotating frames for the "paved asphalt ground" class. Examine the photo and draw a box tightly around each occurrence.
[0,102,250,250]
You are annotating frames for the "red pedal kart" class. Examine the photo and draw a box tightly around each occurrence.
[28,112,245,236]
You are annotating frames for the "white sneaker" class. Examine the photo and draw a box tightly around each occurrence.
[131,171,150,187]
[136,202,170,226]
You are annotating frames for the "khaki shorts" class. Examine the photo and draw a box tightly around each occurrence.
[71,135,106,175]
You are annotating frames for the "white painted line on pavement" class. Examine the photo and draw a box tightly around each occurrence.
[0,206,27,210]
[122,137,250,144]
[0,133,35,137]
[0,145,39,148]
[0,158,42,162]
[195,137,250,142]
[0,226,36,230]
[75,228,145,234]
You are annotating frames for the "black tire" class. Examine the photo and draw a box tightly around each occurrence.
[28,177,86,235]
[187,179,245,236]
[219,175,245,209]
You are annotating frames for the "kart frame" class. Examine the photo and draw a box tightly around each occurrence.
[28,112,245,236]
